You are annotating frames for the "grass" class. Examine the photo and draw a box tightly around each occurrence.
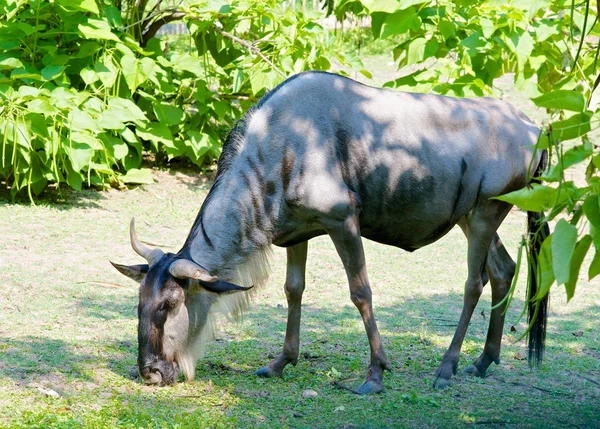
[1,166,599,429]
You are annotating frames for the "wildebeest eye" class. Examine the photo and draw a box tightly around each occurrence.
[164,286,183,309]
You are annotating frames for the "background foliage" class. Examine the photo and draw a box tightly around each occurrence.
[0,0,357,198]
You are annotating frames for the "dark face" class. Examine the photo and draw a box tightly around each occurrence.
[135,255,189,386]
[111,219,253,386]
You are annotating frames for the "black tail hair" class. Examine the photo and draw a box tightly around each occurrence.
[527,150,549,367]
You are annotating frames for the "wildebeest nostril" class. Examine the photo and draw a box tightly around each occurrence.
[140,365,163,385]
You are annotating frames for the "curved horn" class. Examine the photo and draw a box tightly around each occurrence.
[198,279,253,294]
[129,218,164,266]
[168,259,218,283]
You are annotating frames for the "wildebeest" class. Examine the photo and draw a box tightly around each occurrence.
[112,71,548,393]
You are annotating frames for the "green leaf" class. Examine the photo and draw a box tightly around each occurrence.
[589,250,600,280]
[0,57,23,70]
[583,195,600,228]
[542,141,593,181]
[105,97,147,124]
[69,110,99,132]
[536,235,555,300]
[136,123,174,149]
[105,5,122,27]
[66,168,83,190]
[65,142,94,171]
[11,67,43,81]
[250,70,270,95]
[564,235,592,301]
[80,67,99,85]
[362,0,399,13]
[57,0,99,14]
[79,19,119,42]
[515,31,534,69]
[27,99,56,116]
[153,103,185,126]
[406,37,427,65]
[121,168,154,184]
[380,8,420,39]
[41,65,65,81]
[120,54,153,92]
[94,59,118,88]
[494,184,556,212]
[552,113,591,141]
[551,219,578,286]
[171,53,204,76]
[534,21,559,42]
[532,90,585,112]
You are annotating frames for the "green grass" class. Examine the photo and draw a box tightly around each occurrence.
[1,164,598,429]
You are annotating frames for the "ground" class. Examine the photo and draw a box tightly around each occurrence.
[0,61,599,428]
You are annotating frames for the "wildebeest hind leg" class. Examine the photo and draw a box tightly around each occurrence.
[327,215,391,394]
[255,241,308,378]
[433,201,512,389]
[464,233,515,377]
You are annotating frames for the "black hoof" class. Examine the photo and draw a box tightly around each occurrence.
[254,366,280,378]
[355,380,384,394]
[463,364,485,377]
[433,376,452,389]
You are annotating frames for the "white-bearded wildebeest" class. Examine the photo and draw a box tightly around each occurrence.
[112,71,549,393]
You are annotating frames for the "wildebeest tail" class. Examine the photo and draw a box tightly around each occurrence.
[527,150,549,367]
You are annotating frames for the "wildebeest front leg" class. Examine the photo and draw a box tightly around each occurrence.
[328,216,391,394]
[433,203,511,389]
[255,241,308,378]
[464,234,515,377]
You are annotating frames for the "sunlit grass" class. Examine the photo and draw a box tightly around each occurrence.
[1,163,598,428]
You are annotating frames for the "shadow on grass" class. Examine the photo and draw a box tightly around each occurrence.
[0,337,97,383]
[2,291,598,428]
[76,296,137,322]
[0,181,106,209]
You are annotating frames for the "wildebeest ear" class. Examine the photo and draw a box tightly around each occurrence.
[198,279,253,294]
[110,261,149,282]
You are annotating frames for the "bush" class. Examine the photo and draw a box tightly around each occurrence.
[0,0,359,199]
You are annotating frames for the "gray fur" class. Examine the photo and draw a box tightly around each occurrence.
[185,71,540,267]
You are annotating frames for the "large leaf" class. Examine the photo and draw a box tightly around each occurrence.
[57,0,99,14]
[65,142,94,171]
[535,235,555,301]
[564,235,592,301]
[121,168,154,184]
[362,0,399,13]
[494,184,556,212]
[542,141,593,181]
[136,123,174,149]
[532,90,585,112]
[68,110,100,133]
[79,19,119,42]
[589,249,600,280]
[583,194,600,228]
[41,65,65,81]
[552,113,591,141]
[551,219,578,286]
[120,55,154,92]
[106,97,147,124]
[380,8,420,39]
[515,31,534,69]
[153,103,185,126]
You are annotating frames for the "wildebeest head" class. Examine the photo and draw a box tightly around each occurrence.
[111,219,251,386]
